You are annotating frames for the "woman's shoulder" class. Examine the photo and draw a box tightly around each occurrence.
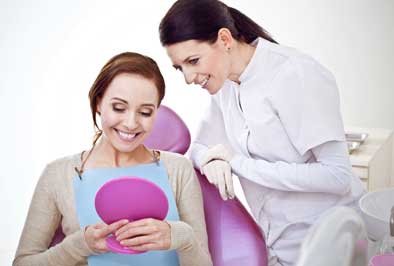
[159,151,199,192]
[159,151,194,170]
[47,153,81,168]
[34,153,82,192]
[43,152,82,179]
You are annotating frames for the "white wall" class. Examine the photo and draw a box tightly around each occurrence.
[1,0,393,264]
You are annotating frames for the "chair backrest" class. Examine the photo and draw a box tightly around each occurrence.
[195,170,268,265]
[145,105,268,266]
[143,105,191,154]
[50,105,268,266]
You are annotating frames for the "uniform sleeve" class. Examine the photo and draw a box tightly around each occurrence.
[166,157,212,266]
[230,140,353,195]
[271,57,346,155]
[13,163,93,266]
[190,96,233,169]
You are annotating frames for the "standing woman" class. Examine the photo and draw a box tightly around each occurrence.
[159,1,365,265]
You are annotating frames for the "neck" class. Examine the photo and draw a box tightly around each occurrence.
[228,41,256,84]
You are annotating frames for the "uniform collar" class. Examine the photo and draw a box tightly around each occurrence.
[238,37,269,84]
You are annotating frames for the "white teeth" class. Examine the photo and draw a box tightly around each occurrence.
[117,130,137,140]
[200,77,209,87]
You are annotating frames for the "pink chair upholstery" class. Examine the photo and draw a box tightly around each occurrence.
[50,105,268,266]
[49,225,65,247]
[144,105,191,154]
[196,170,268,265]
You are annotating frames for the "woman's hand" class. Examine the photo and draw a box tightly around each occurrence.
[115,218,171,251]
[200,144,235,200]
[84,219,129,253]
[200,144,234,165]
[202,159,234,200]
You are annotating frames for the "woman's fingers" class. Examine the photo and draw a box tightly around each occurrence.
[114,218,171,250]
[115,218,152,237]
[99,219,129,238]
[116,223,156,241]
[84,220,128,253]
[216,165,228,200]
[224,163,235,199]
[120,233,156,246]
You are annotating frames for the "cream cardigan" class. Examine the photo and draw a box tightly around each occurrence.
[13,151,212,266]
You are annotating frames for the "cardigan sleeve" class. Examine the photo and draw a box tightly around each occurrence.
[163,153,213,266]
[13,162,94,266]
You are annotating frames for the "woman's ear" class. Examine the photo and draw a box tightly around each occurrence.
[217,28,234,51]
[96,100,101,115]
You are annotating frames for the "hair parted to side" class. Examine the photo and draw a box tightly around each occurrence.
[88,52,165,132]
[75,52,165,180]
[159,0,277,46]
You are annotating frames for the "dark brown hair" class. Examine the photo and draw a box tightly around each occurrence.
[89,52,165,132]
[159,0,277,46]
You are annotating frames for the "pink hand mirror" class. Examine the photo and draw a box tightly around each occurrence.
[95,176,169,254]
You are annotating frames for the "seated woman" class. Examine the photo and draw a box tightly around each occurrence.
[13,52,212,266]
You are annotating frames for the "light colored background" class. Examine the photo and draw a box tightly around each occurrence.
[1,0,393,264]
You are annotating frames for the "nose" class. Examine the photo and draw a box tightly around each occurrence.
[182,68,196,85]
[123,112,139,131]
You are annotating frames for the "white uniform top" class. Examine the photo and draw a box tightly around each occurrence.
[190,38,366,265]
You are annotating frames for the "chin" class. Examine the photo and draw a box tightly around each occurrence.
[111,137,144,154]
[208,87,221,95]
[113,144,140,154]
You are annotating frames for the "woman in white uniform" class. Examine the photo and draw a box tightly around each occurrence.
[159,0,366,265]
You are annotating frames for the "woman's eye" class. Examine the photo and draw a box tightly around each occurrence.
[189,58,199,65]
[140,112,152,117]
[112,106,125,113]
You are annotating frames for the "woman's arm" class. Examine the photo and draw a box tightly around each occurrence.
[226,56,354,195]
[190,97,232,170]
[13,163,94,266]
[168,158,213,266]
[230,140,353,195]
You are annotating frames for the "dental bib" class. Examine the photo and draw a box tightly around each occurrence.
[73,161,180,266]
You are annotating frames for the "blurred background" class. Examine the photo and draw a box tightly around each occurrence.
[1,0,393,264]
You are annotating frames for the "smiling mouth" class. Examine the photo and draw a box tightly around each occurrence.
[114,129,140,142]
[200,75,210,88]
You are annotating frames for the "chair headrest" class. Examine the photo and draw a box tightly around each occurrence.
[144,105,191,155]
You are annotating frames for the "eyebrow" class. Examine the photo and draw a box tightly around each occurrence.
[111,98,156,108]
[111,97,128,104]
[140,103,156,108]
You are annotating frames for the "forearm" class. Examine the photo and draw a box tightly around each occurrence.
[168,221,212,266]
[14,229,92,266]
[230,141,352,195]
[190,142,209,169]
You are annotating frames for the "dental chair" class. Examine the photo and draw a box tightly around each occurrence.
[50,105,268,266]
